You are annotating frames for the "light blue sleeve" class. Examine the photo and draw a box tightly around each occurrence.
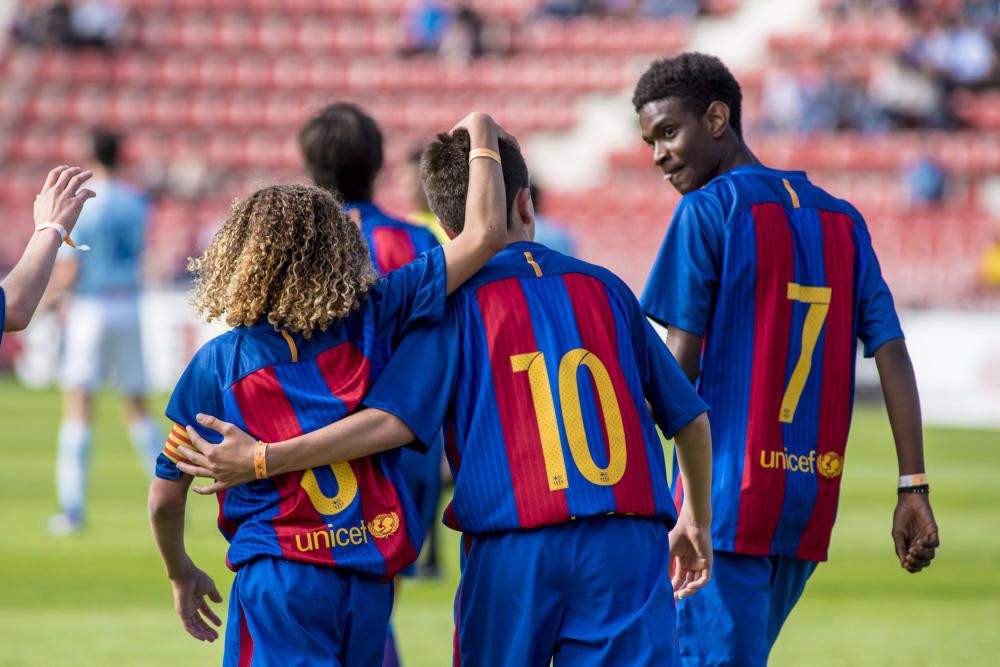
[640,190,726,336]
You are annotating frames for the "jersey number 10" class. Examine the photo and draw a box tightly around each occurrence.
[511,348,627,492]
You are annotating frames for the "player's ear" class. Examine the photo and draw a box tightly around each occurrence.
[515,187,534,229]
[703,101,730,140]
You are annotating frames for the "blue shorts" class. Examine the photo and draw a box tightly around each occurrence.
[454,516,679,667]
[677,551,817,667]
[224,557,393,667]
[398,434,443,577]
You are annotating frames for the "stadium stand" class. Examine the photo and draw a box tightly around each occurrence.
[0,0,996,308]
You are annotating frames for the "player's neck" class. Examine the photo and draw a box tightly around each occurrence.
[505,224,532,245]
[90,165,115,181]
[715,139,760,179]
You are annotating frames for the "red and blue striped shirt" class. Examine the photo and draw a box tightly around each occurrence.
[364,242,708,535]
[351,201,440,275]
[156,247,447,579]
[641,164,904,562]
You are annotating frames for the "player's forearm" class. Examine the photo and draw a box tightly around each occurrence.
[666,327,702,383]
[1,229,62,331]
[268,409,416,476]
[443,115,507,294]
[148,477,194,581]
[874,339,926,475]
[673,413,713,526]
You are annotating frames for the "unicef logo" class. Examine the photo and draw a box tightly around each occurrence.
[817,452,844,479]
[367,512,401,539]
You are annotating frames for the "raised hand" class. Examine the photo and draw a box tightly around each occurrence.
[892,493,939,573]
[175,414,259,494]
[33,166,96,236]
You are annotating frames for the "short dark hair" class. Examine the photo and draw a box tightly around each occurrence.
[420,129,529,235]
[299,103,383,202]
[91,128,121,169]
[632,52,743,138]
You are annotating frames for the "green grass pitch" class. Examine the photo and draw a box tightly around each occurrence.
[0,377,997,666]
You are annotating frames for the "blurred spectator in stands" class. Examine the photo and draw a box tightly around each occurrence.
[903,150,947,206]
[440,3,486,62]
[529,183,576,256]
[964,0,1000,26]
[70,0,125,50]
[909,14,995,89]
[869,54,953,128]
[400,0,451,56]
[540,0,603,19]
[632,0,700,19]
[14,1,74,48]
[760,63,807,132]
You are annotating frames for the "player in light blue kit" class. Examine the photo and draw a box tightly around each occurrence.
[46,129,163,534]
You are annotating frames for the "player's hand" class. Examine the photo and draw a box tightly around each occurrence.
[892,493,939,573]
[174,414,257,494]
[448,112,520,151]
[668,507,712,599]
[170,559,223,642]
[33,166,96,235]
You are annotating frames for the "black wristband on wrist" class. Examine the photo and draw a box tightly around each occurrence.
[898,484,930,495]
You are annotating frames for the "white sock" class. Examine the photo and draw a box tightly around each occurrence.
[129,417,164,479]
[56,421,92,521]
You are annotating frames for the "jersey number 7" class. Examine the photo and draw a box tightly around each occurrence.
[780,282,832,423]
[511,348,627,492]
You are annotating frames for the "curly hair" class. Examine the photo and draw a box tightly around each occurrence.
[632,52,743,138]
[188,184,377,337]
[299,103,383,201]
[420,129,528,235]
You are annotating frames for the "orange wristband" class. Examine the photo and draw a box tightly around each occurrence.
[254,440,269,480]
[468,148,501,165]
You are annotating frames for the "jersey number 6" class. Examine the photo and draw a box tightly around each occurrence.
[511,348,627,492]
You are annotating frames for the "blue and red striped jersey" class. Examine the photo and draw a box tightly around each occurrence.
[364,242,708,535]
[641,164,904,562]
[155,247,447,579]
[350,201,440,275]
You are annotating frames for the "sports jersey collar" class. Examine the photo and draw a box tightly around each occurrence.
[498,240,545,257]
[714,164,808,185]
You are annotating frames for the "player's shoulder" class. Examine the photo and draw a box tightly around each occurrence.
[181,324,282,391]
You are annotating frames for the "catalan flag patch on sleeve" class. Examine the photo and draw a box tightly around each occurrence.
[162,423,193,465]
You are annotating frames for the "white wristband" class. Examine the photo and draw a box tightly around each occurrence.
[36,222,67,241]
[898,473,928,488]
[35,223,90,251]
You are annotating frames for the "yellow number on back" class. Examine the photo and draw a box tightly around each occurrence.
[512,348,628,491]
[780,283,832,423]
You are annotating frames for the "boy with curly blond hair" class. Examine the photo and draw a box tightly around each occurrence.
[147,113,511,666]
